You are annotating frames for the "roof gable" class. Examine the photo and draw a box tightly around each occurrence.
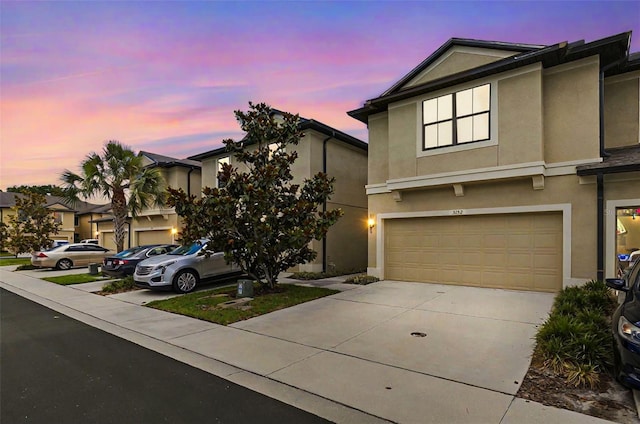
[383,38,544,96]
[349,32,632,124]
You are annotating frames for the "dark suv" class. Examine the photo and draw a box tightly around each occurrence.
[606,259,640,389]
[102,244,177,278]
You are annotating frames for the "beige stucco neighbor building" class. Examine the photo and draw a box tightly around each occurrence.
[349,32,640,292]
[0,192,80,245]
[189,112,369,273]
[93,152,201,251]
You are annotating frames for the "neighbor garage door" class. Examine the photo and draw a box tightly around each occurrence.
[384,212,562,292]
[137,230,171,246]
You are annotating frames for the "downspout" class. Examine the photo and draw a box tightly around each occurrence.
[322,132,336,273]
[597,173,604,281]
[187,167,195,196]
[596,56,626,281]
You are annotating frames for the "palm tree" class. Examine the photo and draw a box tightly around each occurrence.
[62,141,166,252]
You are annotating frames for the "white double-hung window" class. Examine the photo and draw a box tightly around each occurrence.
[423,83,490,150]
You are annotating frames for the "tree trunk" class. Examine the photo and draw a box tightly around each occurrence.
[111,188,128,253]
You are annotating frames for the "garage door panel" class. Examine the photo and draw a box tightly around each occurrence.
[508,234,532,249]
[384,213,562,292]
[138,230,171,246]
[508,253,532,268]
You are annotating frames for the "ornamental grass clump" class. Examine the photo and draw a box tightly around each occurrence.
[535,280,617,388]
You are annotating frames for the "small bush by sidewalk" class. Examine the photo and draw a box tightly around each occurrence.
[344,274,379,285]
[100,276,137,295]
[535,280,617,388]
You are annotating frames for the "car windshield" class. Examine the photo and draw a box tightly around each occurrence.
[114,246,147,258]
[168,242,203,256]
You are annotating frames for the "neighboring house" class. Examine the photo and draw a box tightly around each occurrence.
[348,32,640,292]
[0,191,78,244]
[91,151,201,251]
[189,111,369,273]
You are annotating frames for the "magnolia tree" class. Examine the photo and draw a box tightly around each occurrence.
[5,192,61,256]
[168,103,342,289]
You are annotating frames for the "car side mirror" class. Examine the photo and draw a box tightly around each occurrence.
[606,278,629,292]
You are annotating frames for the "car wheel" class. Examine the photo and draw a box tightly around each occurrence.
[56,258,73,270]
[173,270,199,294]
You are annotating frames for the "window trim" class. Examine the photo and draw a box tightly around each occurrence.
[421,83,492,151]
[415,80,499,158]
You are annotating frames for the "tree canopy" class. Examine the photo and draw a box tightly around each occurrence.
[4,192,61,255]
[7,184,66,197]
[168,103,342,289]
[61,141,166,252]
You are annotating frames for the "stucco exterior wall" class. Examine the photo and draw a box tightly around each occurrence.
[604,73,640,149]
[388,103,419,179]
[368,113,389,184]
[406,49,516,87]
[543,57,601,163]
[368,174,597,282]
[497,67,544,165]
[1,207,75,244]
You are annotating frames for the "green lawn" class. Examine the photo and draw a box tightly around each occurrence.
[43,274,109,285]
[0,257,31,266]
[147,283,338,325]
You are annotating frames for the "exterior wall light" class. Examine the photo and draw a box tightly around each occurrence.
[368,217,375,233]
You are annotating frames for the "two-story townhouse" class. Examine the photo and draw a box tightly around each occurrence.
[189,112,369,273]
[349,32,639,292]
[0,192,77,244]
[93,152,202,250]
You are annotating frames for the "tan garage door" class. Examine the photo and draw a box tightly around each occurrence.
[137,230,171,246]
[384,212,562,292]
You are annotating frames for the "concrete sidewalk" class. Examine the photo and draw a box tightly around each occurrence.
[0,267,616,423]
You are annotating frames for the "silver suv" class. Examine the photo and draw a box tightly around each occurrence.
[133,240,238,293]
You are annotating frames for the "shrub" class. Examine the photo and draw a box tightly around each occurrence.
[101,276,136,294]
[535,280,616,387]
[344,274,380,285]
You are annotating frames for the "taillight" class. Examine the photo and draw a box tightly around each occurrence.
[37,252,48,258]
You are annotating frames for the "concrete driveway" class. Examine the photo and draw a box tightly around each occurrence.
[230,280,555,417]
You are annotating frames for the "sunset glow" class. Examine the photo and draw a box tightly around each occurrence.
[1,1,638,190]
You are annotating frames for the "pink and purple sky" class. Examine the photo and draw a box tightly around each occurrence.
[1,1,639,190]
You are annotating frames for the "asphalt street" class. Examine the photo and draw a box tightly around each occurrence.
[1,288,331,424]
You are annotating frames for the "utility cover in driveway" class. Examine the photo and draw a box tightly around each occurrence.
[384,212,562,292]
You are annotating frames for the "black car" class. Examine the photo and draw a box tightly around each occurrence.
[606,259,640,389]
[102,244,178,278]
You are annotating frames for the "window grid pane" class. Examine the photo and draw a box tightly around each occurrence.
[456,89,473,117]
[473,84,490,112]
[423,99,438,124]
[437,95,452,121]
[422,83,490,150]
[438,121,453,146]
[424,124,438,149]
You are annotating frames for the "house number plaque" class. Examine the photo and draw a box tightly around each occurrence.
[450,209,465,215]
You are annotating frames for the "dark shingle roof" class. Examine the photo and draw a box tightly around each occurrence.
[576,145,640,176]
[141,151,201,169]
[0,192,107,213]
[188,111,367,161]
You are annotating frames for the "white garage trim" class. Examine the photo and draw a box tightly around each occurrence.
[370,204,575,288]
[606,198,640,279]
